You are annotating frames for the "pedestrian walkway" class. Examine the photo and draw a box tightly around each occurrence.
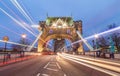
[0,55,36,67]
[77,54,120,63]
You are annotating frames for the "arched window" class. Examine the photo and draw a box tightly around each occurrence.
[49,29,53,34]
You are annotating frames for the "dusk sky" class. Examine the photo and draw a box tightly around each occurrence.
[0,0,120,47]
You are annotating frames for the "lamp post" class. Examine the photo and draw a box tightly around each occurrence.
[21,34,27,57]
[94,34,99,49]
[21,34,26,42]
[3,36,9,62]
[94,34,100,57]
[92,40,95,49]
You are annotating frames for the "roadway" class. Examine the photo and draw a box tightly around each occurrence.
[0,54,120,76]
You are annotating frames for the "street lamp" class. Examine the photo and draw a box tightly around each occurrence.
[92,40,95,49]
[21,34,26,39]
[94,34,100,57]
[21,34,27,57]
[92,34,99,49]
[2,36,9,62]
[21,34,27,44]
[94,34,99,39]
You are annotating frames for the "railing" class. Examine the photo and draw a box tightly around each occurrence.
[84,51,120,59]
[65,51,120,59]
[0,51,36,63]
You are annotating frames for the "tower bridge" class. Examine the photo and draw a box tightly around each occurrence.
[38,17,83,53]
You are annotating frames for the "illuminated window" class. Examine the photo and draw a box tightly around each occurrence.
[67,29,70,34]
[49,29,53,34]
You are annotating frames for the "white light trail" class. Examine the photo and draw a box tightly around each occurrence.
[11,0,34,24]
[0,24,19,36]
[0,24,34,42]
[31,25,39,28]
[58,53,120,76]
[27,31,43,51]
[27,31,54,51]
[10,0,38,34]
[1,1,37,35]
[77,31,93,51]
[22,22,37,35]
[63,53,120,66]
[63,53,120,73]
[0,39,31,47]
[0,8,37,37]
[19,0,34,22]
[72,26,120,46]
[61,26,120,52]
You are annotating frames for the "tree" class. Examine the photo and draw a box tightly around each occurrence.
[11,38,30,52]
[108,23,120,52]
[107,23,117,29]
[97,23,120,53]
[97,36,109,47]
[111,33,120,52]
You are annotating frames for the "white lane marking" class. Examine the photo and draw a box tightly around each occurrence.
[42,74,50,76]
[36,73,41,76]
[44,62,50,69]
[50,58,53,61]
[46,68,58,72]
[60,54,120,76]
[49,64,56,66]
[63,54,120,73]
[50,62,56,64]
[56,62,61,69]
[67,54,120,66]
[64,74,67,76]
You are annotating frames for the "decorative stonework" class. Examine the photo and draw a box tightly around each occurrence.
[38,17,83,53]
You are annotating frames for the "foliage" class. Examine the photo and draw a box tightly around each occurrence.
[95,23,120,53]
[11,38,30,52]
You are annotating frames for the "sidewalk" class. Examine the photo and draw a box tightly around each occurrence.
[0,55,36,67]
[77,54,120,63]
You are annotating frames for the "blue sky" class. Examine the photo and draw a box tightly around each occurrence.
[0,0,120,47]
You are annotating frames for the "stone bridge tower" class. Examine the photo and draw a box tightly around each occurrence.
[38,17,83,53]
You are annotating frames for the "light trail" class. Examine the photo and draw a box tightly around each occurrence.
[0,24,34,42]
[62,53,120,73]
[1,1,37,35]
[1,1,23,22]
[17,0,39,33]
[72,26,120,45]
[63,53,120,66]
[11,0,34,24]
[10,0,37,34]
[27,31,43,51]
[21,22,37,35]
[27,31,54,51]
[76,31,93,51]
[19,0,34,23]
[0,1,29,33]
[0,39,31,47]
[0,8,37,37]
[0,24,19,36]
[31,24,39,28]
[58,53,120,76]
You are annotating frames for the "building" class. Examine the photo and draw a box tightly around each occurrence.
[38,17,83,53]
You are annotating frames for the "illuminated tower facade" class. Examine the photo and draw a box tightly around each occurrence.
[38,17,83,53]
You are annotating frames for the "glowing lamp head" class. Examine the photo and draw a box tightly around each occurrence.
[21,34,27,38]
[94,34,99,38]
[58,25,62,28]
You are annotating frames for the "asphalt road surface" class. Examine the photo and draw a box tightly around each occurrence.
[0,55,112,76]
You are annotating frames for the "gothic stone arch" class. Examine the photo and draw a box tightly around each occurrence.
[38,17,83,53]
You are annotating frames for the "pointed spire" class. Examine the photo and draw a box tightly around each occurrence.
[46,12,48,18]
[71,12,73,17]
